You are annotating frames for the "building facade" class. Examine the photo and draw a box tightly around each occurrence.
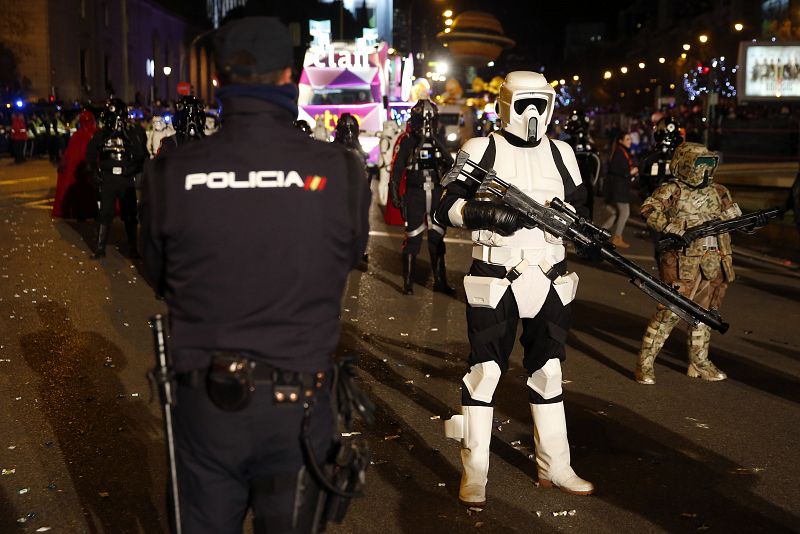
[0,0,196,105]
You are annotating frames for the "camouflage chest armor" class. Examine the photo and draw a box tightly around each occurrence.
[669,181,734,282]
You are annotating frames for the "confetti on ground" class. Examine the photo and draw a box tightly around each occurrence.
[731,466,766,474]
[437,482,446,487]
[535,511,542,517]
[681,512,698,518]
[2,468,16,475]
[400,332,409,336]
[430,415,441,420]
[98,491,109,497]
[36,528,52,532]
[341,432,361,437]
[430,328,438,332]
[384,435,401,441]
[7,445,15,450]
[18,488,29,494]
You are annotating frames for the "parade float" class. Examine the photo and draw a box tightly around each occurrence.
[297,21,416,163]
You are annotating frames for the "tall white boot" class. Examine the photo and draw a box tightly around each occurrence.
[444,405,494,507]
[531,402,594,496]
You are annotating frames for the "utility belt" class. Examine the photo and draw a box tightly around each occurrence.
[405,181,438,191]
[697,236,719,250]
[465,245,572,310]
[472,245,565,279]
[175,351,328,411]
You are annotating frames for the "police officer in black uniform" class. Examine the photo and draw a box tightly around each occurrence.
[140,17,371,534]
[157,95,206,156]
[389,99,455,295]
[86,98,147,259]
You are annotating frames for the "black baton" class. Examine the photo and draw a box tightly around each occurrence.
[149,314,182,534]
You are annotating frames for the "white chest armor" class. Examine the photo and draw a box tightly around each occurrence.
[473,133,567,266]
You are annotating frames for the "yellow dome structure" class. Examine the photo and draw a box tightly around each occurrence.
[437,11,515,65]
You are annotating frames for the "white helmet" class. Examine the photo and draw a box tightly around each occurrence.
[496,71,555,144]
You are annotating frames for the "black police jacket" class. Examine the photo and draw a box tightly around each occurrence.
[141,96,371,373]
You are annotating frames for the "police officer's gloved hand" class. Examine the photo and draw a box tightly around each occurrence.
[462,201,526,236]
[660,232,691,250]
[389,182,403,210]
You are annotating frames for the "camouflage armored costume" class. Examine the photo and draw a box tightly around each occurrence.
[636,142,741,384]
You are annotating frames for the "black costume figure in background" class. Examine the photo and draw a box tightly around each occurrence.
[638,117,684,261]
[562,110,599,220]
[333,112,370,265]
[157,95,206,156]
[85,98,146,259]
[434,71,594,508]
[293,119,314,138]
[639,117,684,199]
[140,17,371,534]
[389,99,455,295]
[332,113,367,163]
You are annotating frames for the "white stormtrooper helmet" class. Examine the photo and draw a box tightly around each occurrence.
[151,115,167,132]
[496,71,555,144]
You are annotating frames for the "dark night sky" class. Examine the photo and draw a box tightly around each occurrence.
[427,0,637,72]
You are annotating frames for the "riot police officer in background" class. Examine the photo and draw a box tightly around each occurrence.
[562,110,600,220]
[85,98,146,259]
[157,95,206,156]
[389,99,455,295]
[140,17,371,533]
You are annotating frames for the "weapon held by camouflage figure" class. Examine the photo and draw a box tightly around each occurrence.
[447,150,730,334]
[657,206,785,252]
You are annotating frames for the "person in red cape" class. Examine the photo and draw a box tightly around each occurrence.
[383,129,406,226]
[52,110,99,220]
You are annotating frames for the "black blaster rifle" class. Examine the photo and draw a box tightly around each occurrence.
[658,207,784,252]
[448,150,730,334]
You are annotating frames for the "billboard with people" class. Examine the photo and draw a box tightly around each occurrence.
[737,41,800,100]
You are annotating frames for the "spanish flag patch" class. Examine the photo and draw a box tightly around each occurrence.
[304,175,327,191]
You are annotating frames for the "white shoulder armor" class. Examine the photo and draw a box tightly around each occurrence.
[460,136,492,166]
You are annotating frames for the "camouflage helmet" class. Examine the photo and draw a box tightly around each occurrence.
[670,142,719,187]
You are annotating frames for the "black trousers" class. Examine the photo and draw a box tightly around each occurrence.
[174,378,334,534]
[402,185,445,256]
[463,260,571,406]
[98,175,137,225]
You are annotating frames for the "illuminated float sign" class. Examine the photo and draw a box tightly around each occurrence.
[298,22,413,162]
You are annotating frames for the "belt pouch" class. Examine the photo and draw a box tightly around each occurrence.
[206,352,255,411]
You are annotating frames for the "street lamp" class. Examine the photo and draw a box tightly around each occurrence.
[572,74,579,81]
[444,18,453,26]
[443,9,452,17]
[734,23,744,32]
[699,34,708,44]
[682,43,691,51]
[638,62,646,69]
[603,70,612,79]
[620,66,628,74]
[658,57,666,64]
[163,66,172,76]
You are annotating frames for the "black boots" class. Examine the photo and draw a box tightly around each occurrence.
[91,224,108,259]
[431,252,455,295]
[402,252,415,295]
[125,221,141,259]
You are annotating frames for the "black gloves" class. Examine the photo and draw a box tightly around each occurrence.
[389,181,403,210]
[462,201,526,236]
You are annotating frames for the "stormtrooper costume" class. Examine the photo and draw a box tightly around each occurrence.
[434,72,594,508]
[146,115,174,158]
[377,119,402,206]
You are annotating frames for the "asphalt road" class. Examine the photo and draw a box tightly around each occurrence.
[1,158,798,533]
